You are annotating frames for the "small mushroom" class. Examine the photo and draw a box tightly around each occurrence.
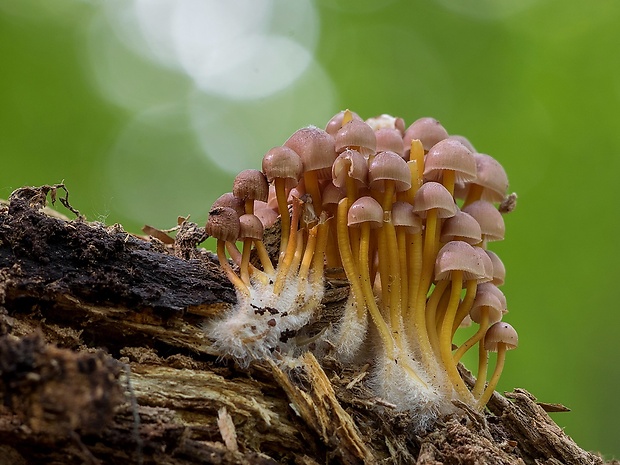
[206,206,249,296]
[284,126,337,215]
[232,169,269,215]
[403,117,449,156]
[462,153,508,206]
[423,138,477,195]
[262,146,304,254]
[477,322,519,409]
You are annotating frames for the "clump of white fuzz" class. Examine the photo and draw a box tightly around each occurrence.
[206,273,324,367]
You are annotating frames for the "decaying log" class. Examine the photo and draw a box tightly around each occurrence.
[0,185,615,465]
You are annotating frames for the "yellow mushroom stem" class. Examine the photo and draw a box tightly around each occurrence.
[442,169,456,197]
[441,278,476,347]
[217,239,250,297]
[244,199,254,215]
[310,216,330,283]
[298,225,318,282]
[338,199,396,357]
[463,183,485,208]
[324,222,342,269]
[336,198,368,320]
[421,209,439,296]
[273,177,291,257]
[477,342,508,409]
[253,240,275,277]
[379,181,402,333]
[410,139,425,180]
[413,208,440,375]
[289,229,305,278]
[424,280,449,357]
[357,214,426,386]
[453,309,489,364]
[395,226,409,314]
[273,197,302,294]
[405,230,423,332]
[438,270,472,401]
[240,238,253,285]
[472,341,489,399]
[342,109,354,126]
[225,241,242,266]
[303,170,323,216]
[404,159,421,204]
[384,212,404,347]
[452,280,478,336]
[345,174,361,266]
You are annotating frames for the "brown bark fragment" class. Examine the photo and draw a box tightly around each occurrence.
[0,186,613,464]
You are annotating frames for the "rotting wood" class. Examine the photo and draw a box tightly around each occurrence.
[0,185,616,465]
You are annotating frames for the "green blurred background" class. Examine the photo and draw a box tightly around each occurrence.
[1,0,618,458]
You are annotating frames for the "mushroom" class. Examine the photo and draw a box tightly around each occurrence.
[325,109,363,135]
[375,128,406,158]
[462,200,505,244]
[262,146,303,255]
[205,206,249,296]
[232,169,269,215]
[284,126,337,215]
[485,249,506,286]
[237,213,274,285]
[409,181,458,374]
[391,201,422,313]
[476,322,519,408]
[335,118,377,158]
[434,240,485,400]
[403,117,449,157]
[440,209,482,245]
[462,153,508,207]
[368,151,411,342]
[453,288,504,363]
[423,138,477,196]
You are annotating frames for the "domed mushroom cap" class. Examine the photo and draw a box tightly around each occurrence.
[462,200,505,242]
[484,322,518,351]
[347,196,383,229]
[423,138,477,184]
[391,201,422,234]
[238,213,264,241]
[321,182,345,208]
[470,291,503,324]
[253,201,279,229]
[325,110,363,135]
[477,282,507,313]
[440,209,482,244]
[284,126,337,176]
[447,134,476,152]
[375,128,405,157]
[471,153,509,203]
[335,119,376,157]
[206,206,240,242]
[403,117,449,154]
[411,181,457,218]
[233,169,269,203]
[485,250,506,286]
[262,146,304,185]
[211,192,245,217]
[332,149,368,188]
[368,151,411,192]
[434,240,486,281]
[474,246,494,283]
[365,114,406,134]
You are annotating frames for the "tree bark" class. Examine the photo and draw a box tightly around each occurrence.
[0,185,614,465]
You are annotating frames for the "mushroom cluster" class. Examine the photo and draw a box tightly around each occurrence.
[205,110,518,428]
